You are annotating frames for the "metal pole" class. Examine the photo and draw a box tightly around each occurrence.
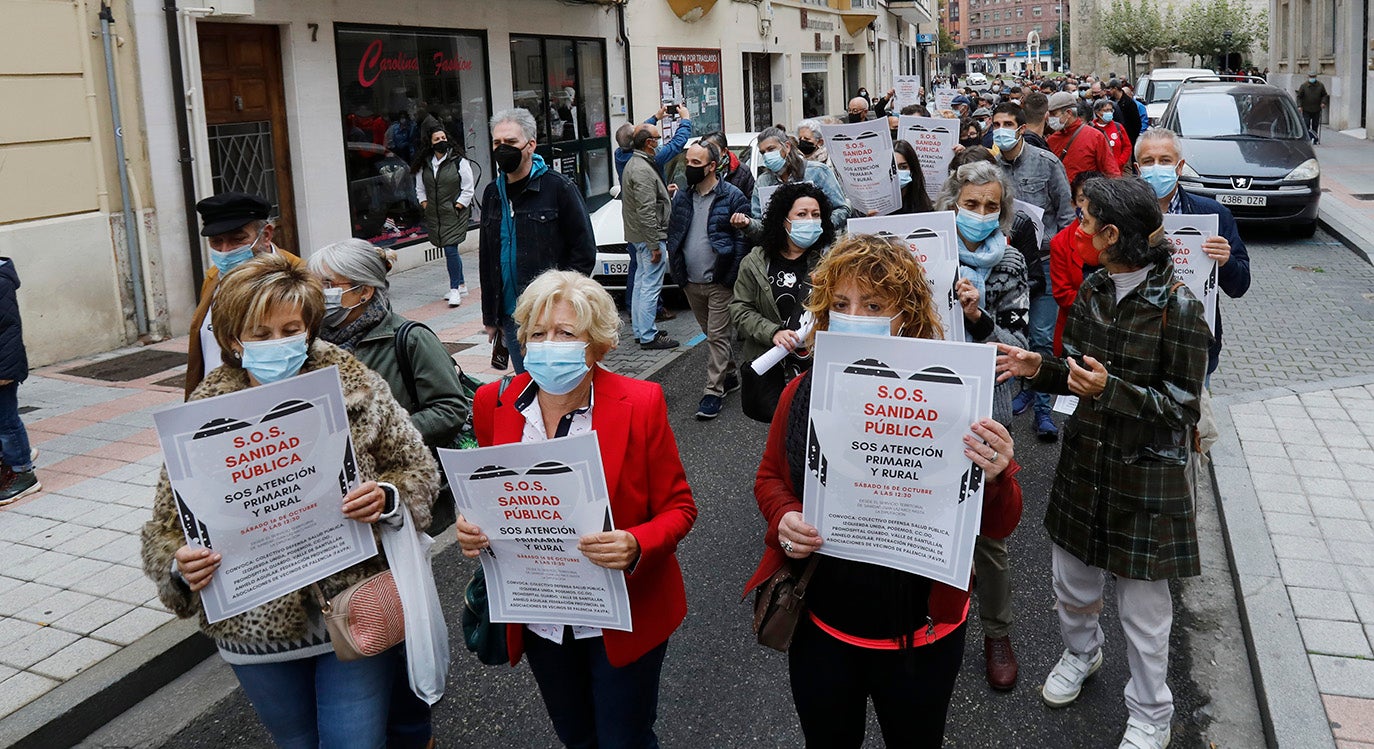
[99,1,148,336]
[1058,0,1063,72]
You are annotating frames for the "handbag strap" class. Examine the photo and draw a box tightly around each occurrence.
[394,320,432,408]
[310,582,333,613]
[793,556,820,598]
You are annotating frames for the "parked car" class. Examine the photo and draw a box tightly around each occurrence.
[590,133,760,295]
[1136,67,1216,123]
[967,72,989,86]
[1158,79,1320,235]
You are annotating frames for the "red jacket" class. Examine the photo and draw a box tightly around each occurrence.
[472,367,698,668]
[1047,119,1122,182]
[1049,218,1092,355]
[1092,120,1132,172]
[742,374,1023,627]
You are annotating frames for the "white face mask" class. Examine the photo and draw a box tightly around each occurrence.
[1048,115,1065,132]
[828,310,900,337]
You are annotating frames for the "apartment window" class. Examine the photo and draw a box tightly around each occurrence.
[1033,7,1042,16]
[1017,8,1024,17]
[1005,26,1013,36]
[1320,0,1336,56]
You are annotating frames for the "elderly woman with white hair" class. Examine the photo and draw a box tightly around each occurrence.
[794,119,832,166]
[307,238,467,749]
[456,269,697,748]
[935,159,1031,695]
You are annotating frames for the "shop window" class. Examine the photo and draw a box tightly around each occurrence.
[335,25,491,247]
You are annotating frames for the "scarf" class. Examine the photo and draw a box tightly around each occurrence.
[318,294,389,352]
[958,233,1007,299]
[496,153,549,317]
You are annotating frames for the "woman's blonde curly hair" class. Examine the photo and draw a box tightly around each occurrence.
[805,233,944,341]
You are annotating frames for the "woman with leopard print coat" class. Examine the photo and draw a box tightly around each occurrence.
[141,254,438,749]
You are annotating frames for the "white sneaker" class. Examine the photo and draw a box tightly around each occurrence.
[1040,648,1103,708]
[458,284,468,295]
[1119,718,1171,749]
[446,289,462,307]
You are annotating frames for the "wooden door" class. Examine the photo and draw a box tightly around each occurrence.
[198,23,298,250]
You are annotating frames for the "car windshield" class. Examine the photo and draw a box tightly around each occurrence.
[1173,91,1305,139]
[1146,80,1182,104]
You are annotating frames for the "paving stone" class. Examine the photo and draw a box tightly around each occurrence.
[1293,458,1341,478]
[1340,566,1374,596]
[1242,439,1288,458]
[66,562,147,597]
[0,514,59,543]
[1287,443,1338,463]
[51,597,138,636]
[22,519,93,550]
[1328,540,1374,566]
[1257,490,1312,515]
[1311,654,1374,699]
[1312,497,1372,521]
[53,526,125,556]
[0,625,79,669]
[1265,511,1323,538]
[1325,694,1374,745]
[1318,516,1374,542]
[102,577,159,606]
[5,551,80,584]
[1271,533,1334,562]
[10,588,101,627]
[0,543,40,570]
[1352,593,1374,625]
[91,606,174,646]
[28,637,119,681]
[1279,558,1347,591]
[1303,476,1355,498]
[0,670,59,717]
[84,534,143,565]
[1291,587,1359,621]
[1300,618,1374,657]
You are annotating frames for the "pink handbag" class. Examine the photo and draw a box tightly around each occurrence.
[313,571,405,661]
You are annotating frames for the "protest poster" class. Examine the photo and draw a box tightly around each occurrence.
[755,180,814,219]
[898,115,960,203]
[848,212,965,342]
[820,121,902,217]
[1162,213,1220,333]
[153,367,376,623]
[802,333,996,589]
[934,87,958,113]
[895,75,923,111]
[438,433,633,631]
[1013,199,1045,249]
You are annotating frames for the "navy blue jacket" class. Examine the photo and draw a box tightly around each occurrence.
[1177,189,1251,373]
[0,259,28,383]
[666,179,749,289]
[478,169,597,326]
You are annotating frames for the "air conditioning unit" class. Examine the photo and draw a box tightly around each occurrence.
[209,0,254,16]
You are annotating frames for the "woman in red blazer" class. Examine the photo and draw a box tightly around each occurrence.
[743,235,1023,748]
[458,270,697,748]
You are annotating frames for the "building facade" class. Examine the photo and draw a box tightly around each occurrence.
[1268,0,1371,138]
[963,0,1065,74]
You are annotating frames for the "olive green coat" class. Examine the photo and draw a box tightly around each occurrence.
[729,246,822,363]
[350,310,470,449]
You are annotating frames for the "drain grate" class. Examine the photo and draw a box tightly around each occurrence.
[62,350,187,382]
[442,342,474,355]
[155,374,188,389]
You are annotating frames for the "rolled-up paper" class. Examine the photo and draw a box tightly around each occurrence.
[751,312,814,375]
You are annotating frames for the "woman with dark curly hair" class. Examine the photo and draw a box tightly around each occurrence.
[729,182,835,422]
[745,234,1024,747]
[998,176,1210,749]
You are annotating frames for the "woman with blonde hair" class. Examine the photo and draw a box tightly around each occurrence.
[743,234,1024,747]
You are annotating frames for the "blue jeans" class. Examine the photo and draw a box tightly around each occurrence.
[630,242,667,343]
[0,382,33,473]
[386,645,432,749]
[229,649,398,749]
[524,630,668,749]
[501,315,525,374]
[440,244,466,289]
[625,249,638,308]
[1025,260,1057,417]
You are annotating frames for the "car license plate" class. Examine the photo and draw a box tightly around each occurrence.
[601,260,630,276]
[1218,194,1267,207]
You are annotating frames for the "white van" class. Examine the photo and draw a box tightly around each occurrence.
[1135,68,1216,123]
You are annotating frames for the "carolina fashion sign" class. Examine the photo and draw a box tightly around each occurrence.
[439,433,633,631]
[153,367,376,623]
[803,333,995,589]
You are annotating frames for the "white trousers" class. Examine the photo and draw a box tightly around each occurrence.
[1051,544,1174,725]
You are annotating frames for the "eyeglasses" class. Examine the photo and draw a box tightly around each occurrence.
[321,280,357,292]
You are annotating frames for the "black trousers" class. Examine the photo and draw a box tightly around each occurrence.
[1303,110,1322,142]
[787,617,967,749]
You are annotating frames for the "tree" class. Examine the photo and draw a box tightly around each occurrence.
[1051,19,1071,70]
[938,25,960,56]
[1098,0,1167,77]
[1175,0,1265,69]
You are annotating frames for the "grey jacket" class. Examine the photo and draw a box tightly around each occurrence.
[997,144,1075,263]
[622,150,671,244]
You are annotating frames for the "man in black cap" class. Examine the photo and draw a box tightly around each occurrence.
[185,191,302,398]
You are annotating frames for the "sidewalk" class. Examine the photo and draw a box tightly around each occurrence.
[1314,125,1374,263]
[0,246,706,746]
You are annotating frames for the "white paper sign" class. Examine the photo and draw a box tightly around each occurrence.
[847,212,966,342]
[899,116,960,203]
[153,367,377,623]
[803,333,996,589]
[1163,213,1220,334]
[820,122,903,217]
[438,433,633,631]
[895,75,923,111]
[1053,395,1080,415]
[934,88,958,113]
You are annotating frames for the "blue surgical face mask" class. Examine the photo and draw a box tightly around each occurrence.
[1098,111,1114,123]
[956,207,1001,244]
[992,126,1020,150]
[761,149,786,173]
[209,229,263,276]
[1140,163,1180,199]
[322,286,365,329]
[239,333,309,385]
[787,218,823,249]
[524,341,590,395]
[828,310,899,337]
[897,168,914,189]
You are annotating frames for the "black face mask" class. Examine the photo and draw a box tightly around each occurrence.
[848,112,865,124]
[960,136,982,148]
[493,144,524,175]
[432,140,450,154]
[685,164,709,185]
[890,129,900,141]
[796,140,818,155]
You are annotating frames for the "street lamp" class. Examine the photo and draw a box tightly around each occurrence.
[1222,29,1233,72]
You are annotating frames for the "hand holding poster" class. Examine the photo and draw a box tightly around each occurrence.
[438,433,633,631]
[1162,213,1220,333]
[898,116,960,203]
[895,75,923,111]
[153,367,377,623]
[847,212,966,342]
[819,122,902,217]
[802,333,996,589]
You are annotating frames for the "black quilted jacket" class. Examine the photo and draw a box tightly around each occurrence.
[0,259,28,383]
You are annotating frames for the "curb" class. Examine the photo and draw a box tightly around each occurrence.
[1207,374,1374,749]
[0,619,214,749]
[1318,204,1373,265]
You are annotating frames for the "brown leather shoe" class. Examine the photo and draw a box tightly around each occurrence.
[984,635,1019,690]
